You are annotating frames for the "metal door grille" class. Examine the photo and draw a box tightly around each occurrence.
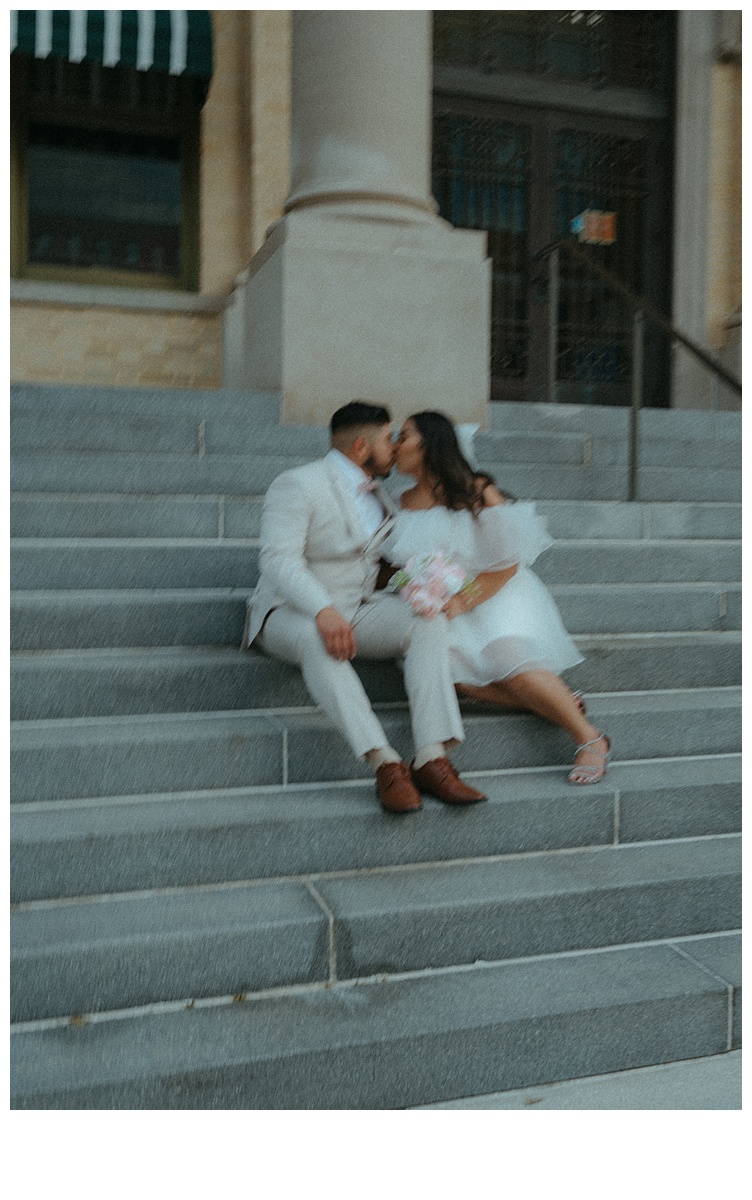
[434,10,664,92]
[433,112,530,381]
[555,129,648,398]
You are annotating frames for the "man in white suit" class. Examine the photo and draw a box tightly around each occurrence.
[244,401,486,813]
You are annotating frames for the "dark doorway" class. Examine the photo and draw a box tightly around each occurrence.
[432,12,675,406]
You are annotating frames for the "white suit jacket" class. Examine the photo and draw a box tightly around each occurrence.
[243,455,396,649]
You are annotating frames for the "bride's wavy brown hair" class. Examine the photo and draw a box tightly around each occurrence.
[409,411,499,514]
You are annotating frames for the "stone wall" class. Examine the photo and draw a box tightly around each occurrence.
[10,303,222,389]
[707,60,742,351]
[199,10,254,295]
[10,10,292,390]
[201,9,291,291]
[247,10,292,257]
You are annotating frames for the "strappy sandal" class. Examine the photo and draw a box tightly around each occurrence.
[572,691,587,715]
[568,734,611,785]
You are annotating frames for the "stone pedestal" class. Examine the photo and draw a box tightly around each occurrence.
[229,207,489,426]
[226,11,491,427]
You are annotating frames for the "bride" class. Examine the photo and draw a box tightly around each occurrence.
[383,410,611,785]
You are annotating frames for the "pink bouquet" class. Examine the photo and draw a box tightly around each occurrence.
[388,553,478,618]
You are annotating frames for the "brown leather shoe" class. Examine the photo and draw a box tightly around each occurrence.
[376,761,423,813]
[410,757,487,805]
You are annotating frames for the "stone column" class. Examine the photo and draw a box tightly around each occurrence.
[671,10,720,409]
[227,10,490,426]
[284,10,437,222]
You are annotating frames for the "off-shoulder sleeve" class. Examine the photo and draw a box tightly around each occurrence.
[467,502,553,572]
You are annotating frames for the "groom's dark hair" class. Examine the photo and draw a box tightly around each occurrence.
[330,401,391,436]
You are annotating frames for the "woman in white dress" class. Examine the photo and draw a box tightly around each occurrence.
[383,411,611,784]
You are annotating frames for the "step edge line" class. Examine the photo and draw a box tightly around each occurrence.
[9,751,743,813]
[10,927,741,1037]
[11,831,742,913]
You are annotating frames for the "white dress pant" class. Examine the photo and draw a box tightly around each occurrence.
[256,594,465,759]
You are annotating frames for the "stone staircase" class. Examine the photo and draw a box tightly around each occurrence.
[10,384,741,1109]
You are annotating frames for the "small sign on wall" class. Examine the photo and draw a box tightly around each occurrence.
[571,210,617,245]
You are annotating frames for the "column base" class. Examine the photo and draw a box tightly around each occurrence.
[225,209,491,427]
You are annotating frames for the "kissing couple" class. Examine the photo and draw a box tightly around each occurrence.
[243,401,610,813]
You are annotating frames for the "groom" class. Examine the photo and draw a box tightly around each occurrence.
[243,401,486,813]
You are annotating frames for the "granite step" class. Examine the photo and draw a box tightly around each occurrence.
[535,502,742,542]
[488,401,740,440]
[11,413,332,458]
[9,581,742,651]
[482,463,742,503]
[10,932,740,1108]
[9,537,742,591]
[9,633,742,721]
[10,384,282,424]
[474,432,741,470]
[10,494,742,542]
[10,493,243,540]
[11,388,739,441]
[10,836,741,1023]
[14,414,740,466]
[10,539,260,591]
[9,687,742,803]
[10,755,741,901]
[10,454,743,502]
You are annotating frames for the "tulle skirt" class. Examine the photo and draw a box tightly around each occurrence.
[446,566,583,685]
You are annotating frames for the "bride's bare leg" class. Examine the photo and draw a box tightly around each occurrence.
[500,670,597,739]
[457,679,586,714]
[499,670,608,779]
[455,681,522,709]
[456,673,606,779]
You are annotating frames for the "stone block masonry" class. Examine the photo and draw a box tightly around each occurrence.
[10,305,222,390]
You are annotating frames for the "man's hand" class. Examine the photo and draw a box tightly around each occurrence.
[316,606,357,661]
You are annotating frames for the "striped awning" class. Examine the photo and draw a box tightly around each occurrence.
[10,10,212,81]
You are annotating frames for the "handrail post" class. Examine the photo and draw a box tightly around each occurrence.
[629,308,644,501]
[548,246,560,404]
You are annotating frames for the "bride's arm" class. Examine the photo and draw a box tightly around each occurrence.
[444,564,518,618]
[444,482,517,618]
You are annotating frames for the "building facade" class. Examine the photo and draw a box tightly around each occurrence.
[9,9,741,419]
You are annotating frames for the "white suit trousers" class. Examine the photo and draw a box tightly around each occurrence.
[256,594,465,759]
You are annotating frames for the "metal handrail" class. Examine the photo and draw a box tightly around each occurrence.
[534,237,741,500]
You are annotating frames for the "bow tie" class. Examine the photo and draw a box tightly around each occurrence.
[358,477,381,495]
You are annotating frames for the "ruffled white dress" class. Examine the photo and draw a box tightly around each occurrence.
[382,501,583,685]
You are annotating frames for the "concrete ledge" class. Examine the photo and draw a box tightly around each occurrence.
[11,880,329,1022]
[9,940,731,1108]
[314,838,740,981]
[674,935,742,1048]
[416,1049,741,1109]
[10,280,228,315]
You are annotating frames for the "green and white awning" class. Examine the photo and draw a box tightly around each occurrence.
[10,10,212,81]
